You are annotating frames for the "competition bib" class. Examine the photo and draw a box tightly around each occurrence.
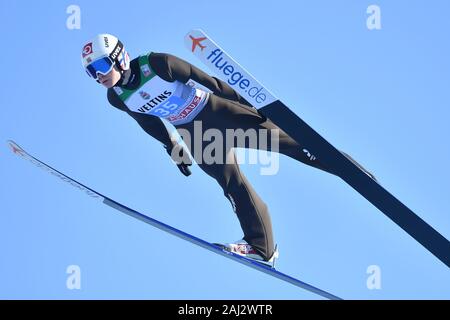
[113,53,209,125]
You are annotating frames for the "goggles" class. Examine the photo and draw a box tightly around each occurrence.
[85,56,114,79]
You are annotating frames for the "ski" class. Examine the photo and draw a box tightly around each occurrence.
[184,29,450,268]
[7,140,342,300]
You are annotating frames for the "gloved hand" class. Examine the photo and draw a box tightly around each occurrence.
[164,144,192,177]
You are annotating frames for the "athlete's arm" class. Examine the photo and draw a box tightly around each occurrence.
[149,52,253,108]
[107,89,175,149]
[130,112,192,176]
[107,89,192,176]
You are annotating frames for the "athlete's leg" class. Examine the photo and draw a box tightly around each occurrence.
[197,149,275,260]
[204,95,338,176]
[175,107,275,260]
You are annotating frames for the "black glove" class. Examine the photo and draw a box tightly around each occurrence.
[165,144,192,177]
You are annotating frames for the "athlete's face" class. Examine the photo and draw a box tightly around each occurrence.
[97,66,121,88]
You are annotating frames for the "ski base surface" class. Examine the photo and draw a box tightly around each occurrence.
[7,140,342,300]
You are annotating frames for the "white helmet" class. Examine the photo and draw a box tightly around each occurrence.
[81,33,130,79]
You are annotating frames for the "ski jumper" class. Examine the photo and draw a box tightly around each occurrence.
[107,52,337,260]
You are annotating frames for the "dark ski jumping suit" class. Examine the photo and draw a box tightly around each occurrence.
[107,52,337,260]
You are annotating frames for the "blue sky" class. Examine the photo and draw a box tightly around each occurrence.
[1,0,449,299]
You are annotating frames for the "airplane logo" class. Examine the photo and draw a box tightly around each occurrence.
[189,35,207,52]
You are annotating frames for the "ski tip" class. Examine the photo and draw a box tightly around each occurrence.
[6,140,25,156]
[185,28,206,36]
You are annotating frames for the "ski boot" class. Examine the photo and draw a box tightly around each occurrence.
[215,239,279,268]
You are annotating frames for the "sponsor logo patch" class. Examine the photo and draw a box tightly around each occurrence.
[113,86,124,95]
[140,64,152,77]
[167,95,202,122]
[82,42,93,58]
[139,90,151,100]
